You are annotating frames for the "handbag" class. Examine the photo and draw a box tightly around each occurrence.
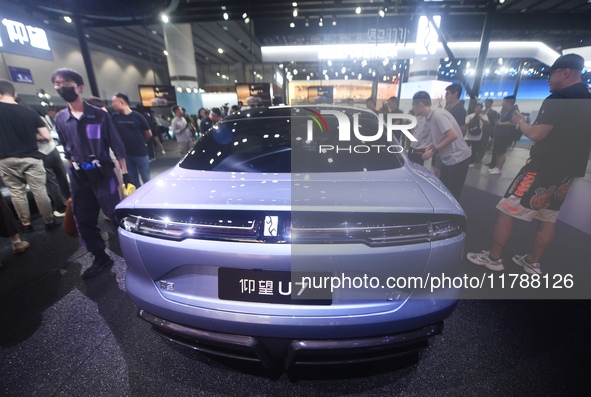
[467,116,481,136]
[63,198,79,238]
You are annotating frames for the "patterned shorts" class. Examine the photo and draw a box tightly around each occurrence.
[497,168,574,223]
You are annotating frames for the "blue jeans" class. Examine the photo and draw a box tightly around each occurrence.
[125,155,151,187]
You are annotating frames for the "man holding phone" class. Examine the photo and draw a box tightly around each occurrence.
[487,95,518,175]
[467,54,591,275]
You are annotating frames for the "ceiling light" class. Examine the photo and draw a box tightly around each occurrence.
[292,2,298,6]
[305,18,309,27]
[218,48,224,54]
[176,87,182,93]
[355,7,361,14]
[63,16,72,23]
[242,13,248,19]
[290,22,295,28]
[186,87,191,93]
[332,18,337,26]
[244,17,250,24]
[319,17,323,27]
[161,14,169,23]
[378,9,385,17]
[163,50,168,56]
[293,9,298,17]
[223,12,229,20]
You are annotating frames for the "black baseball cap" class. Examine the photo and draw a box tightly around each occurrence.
[549,53,585,72]
[210,107,223,117]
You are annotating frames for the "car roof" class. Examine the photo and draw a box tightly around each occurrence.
[222,105,375,122]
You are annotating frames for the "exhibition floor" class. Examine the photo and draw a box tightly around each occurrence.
[1,139,590,396]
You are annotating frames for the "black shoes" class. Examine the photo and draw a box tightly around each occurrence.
[45,219,61,231]
[82,252,114,279]
[21,224,34,233]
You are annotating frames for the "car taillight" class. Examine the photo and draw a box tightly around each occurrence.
[290,218,463,247]
[118,210,464,246]
[120,214,262,241]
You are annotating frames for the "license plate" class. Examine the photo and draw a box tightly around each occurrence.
[218,268,332,305]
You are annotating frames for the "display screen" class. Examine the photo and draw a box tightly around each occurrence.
[307,86,334,104]
[138,85,177,108]
[235,83,273,107]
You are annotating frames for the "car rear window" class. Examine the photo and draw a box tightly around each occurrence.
[179,109,405,173]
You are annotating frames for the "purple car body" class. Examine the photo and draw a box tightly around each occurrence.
[116,106,466,369]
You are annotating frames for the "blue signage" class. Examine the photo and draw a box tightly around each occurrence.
[8,66,34,84]
[0,14,53,61]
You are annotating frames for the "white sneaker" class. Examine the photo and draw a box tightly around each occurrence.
[512,254,542,275]
[162,150,166,155]
[467,250,505,271]
[53,210,66,217]
[488,168,502,175]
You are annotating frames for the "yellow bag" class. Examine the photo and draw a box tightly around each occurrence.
[123,183,136,197]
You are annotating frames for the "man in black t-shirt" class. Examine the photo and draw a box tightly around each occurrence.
[112,93,153,187]
[468,54,591,275]
[0,79,58,232]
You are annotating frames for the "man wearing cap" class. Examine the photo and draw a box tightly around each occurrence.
[199,107,223,135]
[209,107,223,124]
[467,53,591,275]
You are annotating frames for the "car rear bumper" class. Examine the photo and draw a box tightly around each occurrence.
[140,309,443,369]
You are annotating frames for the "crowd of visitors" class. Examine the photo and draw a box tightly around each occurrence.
[2,54,590,280]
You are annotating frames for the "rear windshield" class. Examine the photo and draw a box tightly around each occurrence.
[179,110,405,173]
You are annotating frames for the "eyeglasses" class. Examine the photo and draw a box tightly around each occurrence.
[547,68,565,80]
[53,81,77,89]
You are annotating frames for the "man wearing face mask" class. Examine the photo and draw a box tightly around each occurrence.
[51,68,130,279]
